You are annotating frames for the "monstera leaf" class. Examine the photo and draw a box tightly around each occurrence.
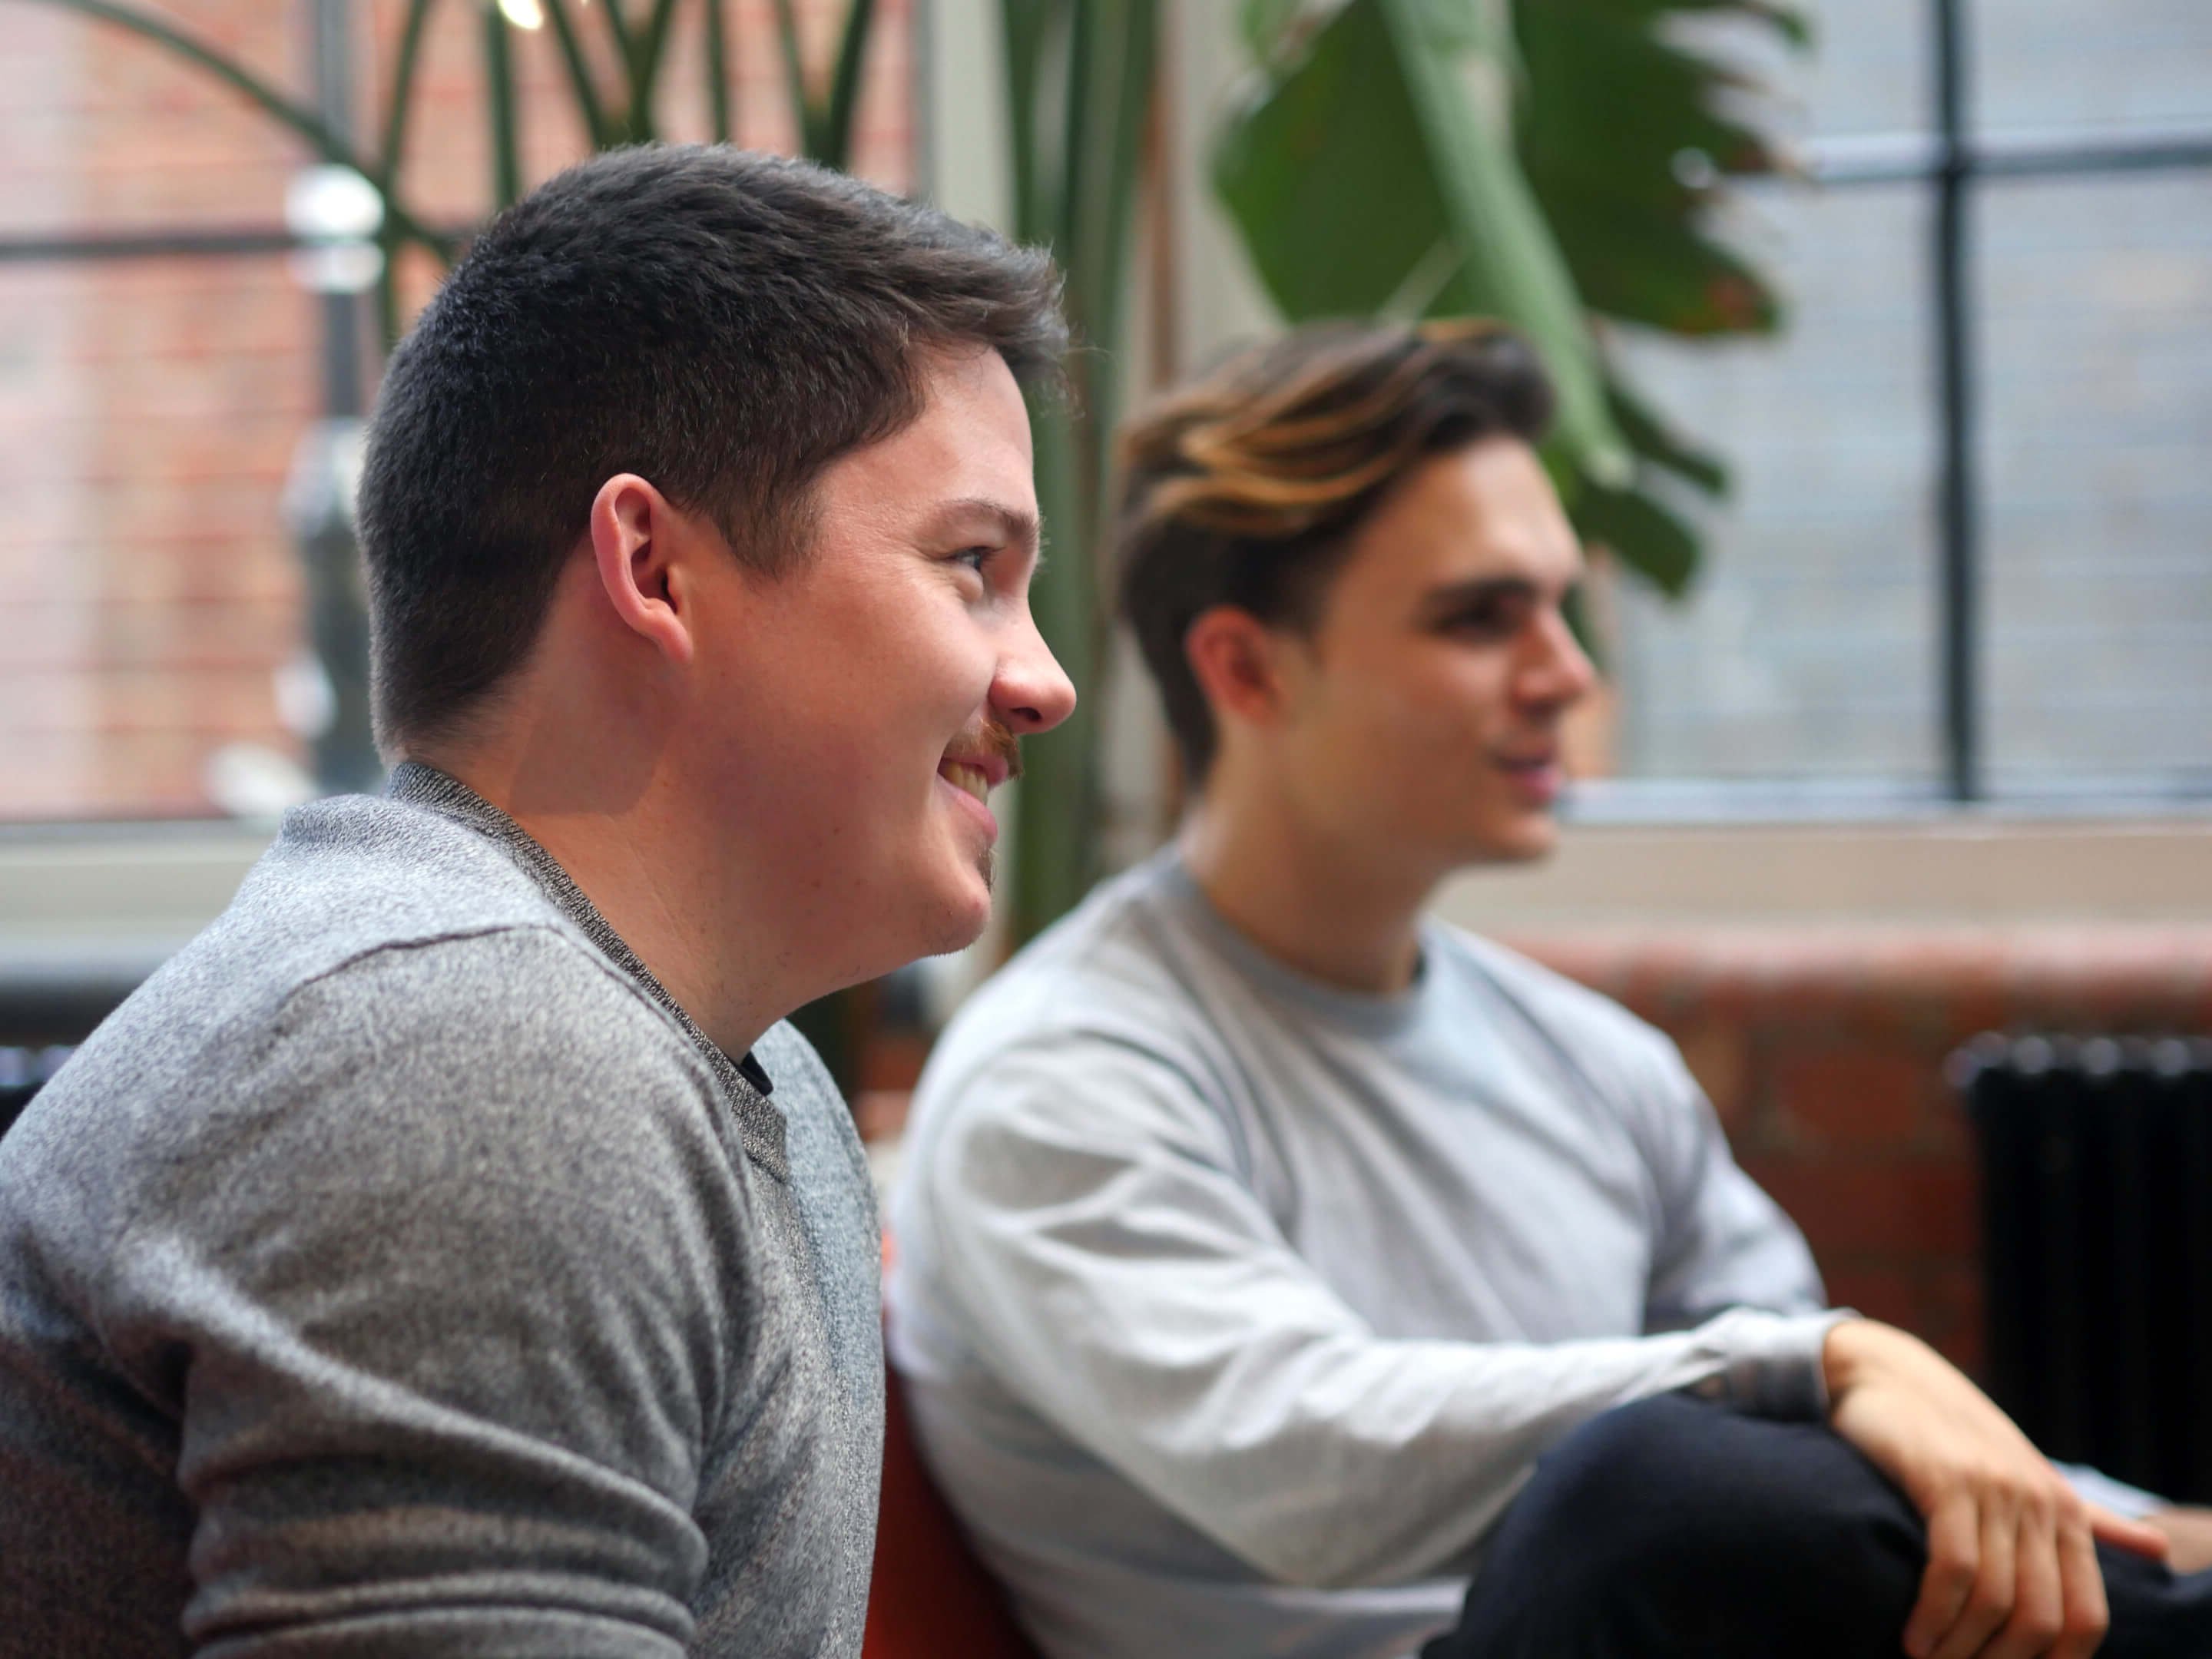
[1217,0,1810,599]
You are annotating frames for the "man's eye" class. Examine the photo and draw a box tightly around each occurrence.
[1442,601,1518,638]
[952,547,993,575]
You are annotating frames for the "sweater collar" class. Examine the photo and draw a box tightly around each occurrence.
[383,761,788,1178]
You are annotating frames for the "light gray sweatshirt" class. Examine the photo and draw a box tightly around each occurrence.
[0,765,882,1658]
[888,850,1844,1659]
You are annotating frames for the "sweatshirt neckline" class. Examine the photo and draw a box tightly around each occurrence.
[382,762,789,1179]
[1156,850,1435,1041]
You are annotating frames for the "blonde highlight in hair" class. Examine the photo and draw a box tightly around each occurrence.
[1115,320,1553,780]
[1125,321,1515,539]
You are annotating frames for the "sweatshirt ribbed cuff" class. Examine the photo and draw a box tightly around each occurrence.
[1715,1308,1856,1419]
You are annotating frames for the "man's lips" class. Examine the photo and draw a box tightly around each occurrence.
[1495,749,1565,803]
[938,720,1022,806]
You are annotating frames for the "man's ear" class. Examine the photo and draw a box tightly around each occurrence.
[589,473,696,666]
[1184,605,1291,735]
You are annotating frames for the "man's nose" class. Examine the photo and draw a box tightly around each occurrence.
[993,610,1079,735]
[1521,608,1597,709]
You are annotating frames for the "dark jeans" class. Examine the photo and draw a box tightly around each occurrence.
[1422,1394,2212,1659]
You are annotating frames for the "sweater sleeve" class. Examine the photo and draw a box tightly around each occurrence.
[1632,1030,1846,1416]
[916,1033,1844,1591]
[104,931,750,1659]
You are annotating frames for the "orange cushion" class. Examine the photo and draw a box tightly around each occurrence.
[863,1352,1041,1659]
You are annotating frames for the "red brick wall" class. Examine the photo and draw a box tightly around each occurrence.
[1512,927,2212,1379]
[0,0,912,820]
[855,927,2212,1384]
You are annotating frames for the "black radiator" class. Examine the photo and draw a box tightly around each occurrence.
[1953,1033,2212,1505]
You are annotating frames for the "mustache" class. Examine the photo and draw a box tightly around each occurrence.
[975,717,1024,784]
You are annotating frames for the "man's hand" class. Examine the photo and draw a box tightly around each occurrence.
[1824,1320,2171,1659]
[2146,1507,2212,1576]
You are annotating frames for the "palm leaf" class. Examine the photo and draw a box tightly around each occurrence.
[1215,0,1632,488]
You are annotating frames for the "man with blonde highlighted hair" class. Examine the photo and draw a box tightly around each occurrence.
[887,322,2212,1659]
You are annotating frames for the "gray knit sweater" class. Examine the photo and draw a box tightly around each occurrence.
[0,765,883,1657]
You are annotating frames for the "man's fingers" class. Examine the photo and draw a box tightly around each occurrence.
[2048,1513,2111,1659]
[1916,1499,2003,1659]
[1906,1498,1983,1657]
[1985,1505,2065,1659]
[2086,1502,2171,1561]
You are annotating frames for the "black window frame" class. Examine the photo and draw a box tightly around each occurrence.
[5,0,2212,822]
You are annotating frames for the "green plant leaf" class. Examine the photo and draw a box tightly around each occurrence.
[1214,0,1631,486]
[1607,376,1730,496]
[1514,0,1797,339]
[1571,477,1699,598]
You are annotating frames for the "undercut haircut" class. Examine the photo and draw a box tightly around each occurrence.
[358,144,1067,749]
[1115,320,1555,783]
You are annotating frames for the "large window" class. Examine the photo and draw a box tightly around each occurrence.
[1604,0,2212,808]
[0,0,912,823]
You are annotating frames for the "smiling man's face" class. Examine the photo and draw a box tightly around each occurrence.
[1270,434,1594,873]
[686,346,1075,981]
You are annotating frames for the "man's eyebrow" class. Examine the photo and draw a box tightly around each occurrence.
[925,496,1041,555]
[1416,575,1542,618]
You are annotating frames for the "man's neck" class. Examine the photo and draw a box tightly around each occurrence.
[408,743,784,1061]
[1178,784,1439,998]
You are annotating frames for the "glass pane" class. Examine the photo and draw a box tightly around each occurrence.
[1665,0,1929,144]
[1979,171,2212,788]
[0,5,300,238]
[1610,184,1940,783]
[1976,0,2212,134]
[0,257,316,820]
[1,2,914,240]
[1796,0,1933,139]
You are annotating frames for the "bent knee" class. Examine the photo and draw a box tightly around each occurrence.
[1513,1395,1920,1577]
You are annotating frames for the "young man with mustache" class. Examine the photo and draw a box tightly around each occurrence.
[886,322,2212,1659]
[0,146,1073,1657]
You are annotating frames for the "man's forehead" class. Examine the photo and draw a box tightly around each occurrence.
[1352,439,1582,593]
[814,351,1036,519]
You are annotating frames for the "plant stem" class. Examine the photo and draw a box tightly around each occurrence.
[379,0,438,183]
[996,0,1050,237]
[542,0,611,147]
[704,0,733,143]
[820,0,878,171]
[768,0,823,157]
[482,1,523,208]
[628,0,685,130]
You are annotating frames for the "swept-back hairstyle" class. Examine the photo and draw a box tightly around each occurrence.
[1114,320,1554,781]
[358,144,1066,749]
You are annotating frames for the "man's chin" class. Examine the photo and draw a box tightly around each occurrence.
[1459,815,1560,867]
[909,858,995,960]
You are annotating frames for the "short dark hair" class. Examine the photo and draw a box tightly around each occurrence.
[1114,320,1554,782]
[359,144,1067,748]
